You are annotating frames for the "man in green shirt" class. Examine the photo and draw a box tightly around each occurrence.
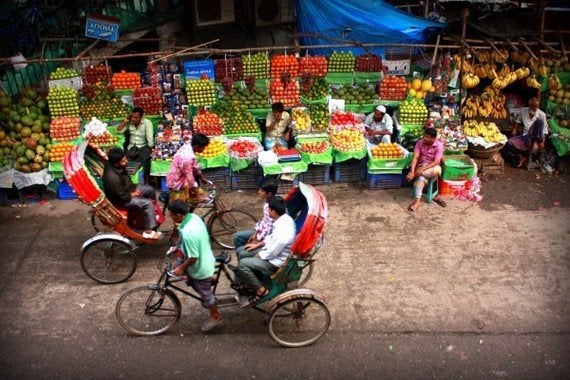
[169,199,222,331]
[117,107,154,184]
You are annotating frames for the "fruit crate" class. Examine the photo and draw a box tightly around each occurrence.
[230,163,263,191]
[473,153,504,175]
[298,164,331,185]
[333,158,367,182]
[57,179,77,200]
[203,167,231,190]
[263,175,299,196]
[366,172,404,190]
[441,155,476,181]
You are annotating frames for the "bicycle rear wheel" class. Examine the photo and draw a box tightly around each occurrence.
[116,286,181,336]
[208,209,257,249]
[81,239,136,284]
[268,297,331,348]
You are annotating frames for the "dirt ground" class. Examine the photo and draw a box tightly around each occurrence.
[0,163,568,378]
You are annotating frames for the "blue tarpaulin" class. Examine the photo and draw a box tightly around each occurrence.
[294,0,444,56]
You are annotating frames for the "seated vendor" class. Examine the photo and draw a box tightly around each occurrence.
[503,97,548,168]
[116,107,154,184]
[264,102,292,150]
[364,105,393,144]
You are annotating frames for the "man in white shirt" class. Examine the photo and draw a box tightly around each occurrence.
[364,105,393,144]
[506,97,548,168]
[236,195,296,304]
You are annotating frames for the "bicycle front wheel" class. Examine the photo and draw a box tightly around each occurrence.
[116,286,181,336]
[81,239,137,284]
[208,209,257,249]
[268,297,331,348]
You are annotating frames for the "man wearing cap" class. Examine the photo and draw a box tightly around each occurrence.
[364,105,393,144]
[102,147,161,239]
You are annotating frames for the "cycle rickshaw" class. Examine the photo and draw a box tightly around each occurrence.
[115,181,330,347]
[62,141,257,284]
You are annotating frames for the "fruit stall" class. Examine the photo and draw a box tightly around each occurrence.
[2,43,567,205]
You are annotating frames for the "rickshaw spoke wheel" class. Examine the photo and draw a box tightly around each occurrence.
[268,297,330,347]
[298,262,314,287]
[81,239,137,284]
[116,286,181,336]
[208,209,257,249]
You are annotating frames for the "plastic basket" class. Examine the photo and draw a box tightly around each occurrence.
[57,179,77,200]
[333,158,366,182]
[298,164,331,185]
[366,173,404,189]
[441,155,476,181]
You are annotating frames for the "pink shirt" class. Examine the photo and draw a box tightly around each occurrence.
[414,138,443,167]
[166,144,202,190]
[254,202,274,242]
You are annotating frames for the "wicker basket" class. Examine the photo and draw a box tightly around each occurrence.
[466,143,505,159]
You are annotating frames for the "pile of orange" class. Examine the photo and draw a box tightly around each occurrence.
[371,142,404,159]
[49,141,74,162]
[111,70,141,90]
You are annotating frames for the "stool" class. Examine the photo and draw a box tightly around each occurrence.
[422,178,439,203]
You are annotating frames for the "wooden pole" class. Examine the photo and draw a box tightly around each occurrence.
[148,39,220,63]
[459,8,469,122]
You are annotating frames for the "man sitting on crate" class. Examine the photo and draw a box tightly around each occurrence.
[102,147,162,240]
[406,127,447,212]
[235,196,296,306]
[364,105,393,144]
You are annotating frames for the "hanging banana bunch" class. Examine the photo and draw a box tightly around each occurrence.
[526,74,542,89]
[461,73,480,89]
[514,67,530,80]
[548,73,561,91]
[485,63,498,80]
[476,50,490,63]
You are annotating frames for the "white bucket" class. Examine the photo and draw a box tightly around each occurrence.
[10,53,28,70]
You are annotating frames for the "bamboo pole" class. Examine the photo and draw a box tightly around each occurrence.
[518,38,539,61]
[484,38,508,61]
[148,39,220,63]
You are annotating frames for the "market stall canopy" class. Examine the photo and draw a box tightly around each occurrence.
[294,0,445,56]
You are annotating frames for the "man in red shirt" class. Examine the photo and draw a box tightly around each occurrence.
[406,127,447,212]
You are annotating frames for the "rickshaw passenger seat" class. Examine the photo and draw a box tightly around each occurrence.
[214,251,231,264]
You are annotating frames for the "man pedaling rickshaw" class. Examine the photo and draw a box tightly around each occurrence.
[102,147,162,240]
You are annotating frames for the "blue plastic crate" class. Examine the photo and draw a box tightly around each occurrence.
[333,158,366,183]
[160,177,168,192]
[366,173,404,190]
[57,179,77,200]
[298,164,331,185]
[230,163,263,191]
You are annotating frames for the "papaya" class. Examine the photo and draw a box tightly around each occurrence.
[31,162,42,172]
[20,126,31,137]
[19,164,31,173]
[20,115,34,127]
[25,149,36,160]
[26,89,38,100]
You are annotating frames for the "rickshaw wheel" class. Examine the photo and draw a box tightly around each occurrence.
[91,214,114,233]
[116,286,181,336]
[298,262,314,287]
[81,239,137,284]
[268,297,331,348]
[208,209,258,249]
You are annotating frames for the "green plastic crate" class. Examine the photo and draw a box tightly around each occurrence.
[442,155,476,181]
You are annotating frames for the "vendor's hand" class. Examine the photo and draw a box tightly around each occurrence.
[172,266,184,277]
[406,171,415,181]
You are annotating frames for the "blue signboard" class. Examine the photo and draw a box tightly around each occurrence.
[85,16,120,42]
[183,60,215,80]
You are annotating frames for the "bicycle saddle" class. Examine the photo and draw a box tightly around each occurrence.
[215,251,231,264]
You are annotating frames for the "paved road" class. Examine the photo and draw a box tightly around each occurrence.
[0,183,568,379]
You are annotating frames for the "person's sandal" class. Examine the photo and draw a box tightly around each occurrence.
[433,198,447,208]
[201,316,223,332]
[244,289,269,308]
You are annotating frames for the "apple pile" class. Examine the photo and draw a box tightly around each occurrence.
[270,54,299,79]
[50,67,79,80]
[308,103,329,133]
[145,62,162,88]
[379,75,408,100]
[243,52,270,79]
[186,79,217,106]
[298,140,330,154]
[298,55,328,77]
[82,117,118,149]
[269,77,300,108]
[398,98,428,125]
[49,141,74,162]
[49,116,81,142]
[82,65,111,85]
[328,51,355,73]
[371,142,404,159]
[227,138,263,160]
[330,129,365,152]
[47,86,80,117]
[133,87,162,115]
[355,54,382,72]
[192,109,223,136]
[215,57,243,82]
[291,107,311,134]
[111,71,141,90]
[79,82,129,120]
[195,137,227,159]
[329,111,365,132]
